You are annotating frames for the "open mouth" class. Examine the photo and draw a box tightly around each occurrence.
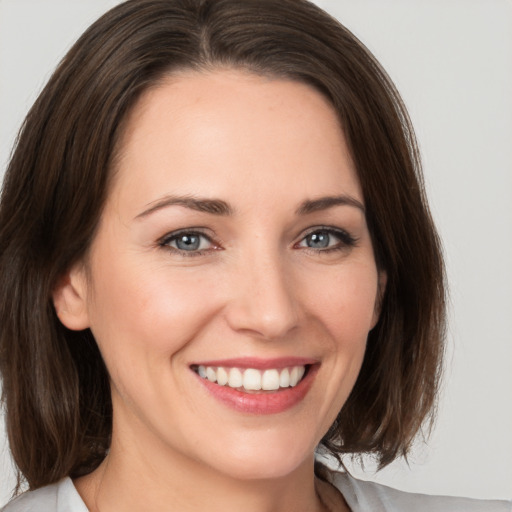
[191,360,318,414]
[191,364,310,393]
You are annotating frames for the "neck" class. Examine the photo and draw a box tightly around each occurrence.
[76,456,326,512]
[75,428,331,512]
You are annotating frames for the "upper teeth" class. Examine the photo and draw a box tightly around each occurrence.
[196,365,306,391]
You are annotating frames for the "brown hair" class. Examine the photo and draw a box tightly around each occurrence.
[0,0,445,491]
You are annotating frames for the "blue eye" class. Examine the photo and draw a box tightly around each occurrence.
[161,231,214,254]
[174,234,201,251]
[305,231,331,249]
[298,228,356,251]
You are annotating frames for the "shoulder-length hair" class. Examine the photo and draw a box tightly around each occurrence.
[0,0,445,491]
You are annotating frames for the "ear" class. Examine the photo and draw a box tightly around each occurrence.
[371,270,387,329]
[52,264,90,331]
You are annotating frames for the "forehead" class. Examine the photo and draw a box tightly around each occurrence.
[110,69,362,213]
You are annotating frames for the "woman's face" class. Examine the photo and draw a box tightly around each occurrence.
[59,70,384,480]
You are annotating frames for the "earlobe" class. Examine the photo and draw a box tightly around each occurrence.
[371,270,387,329]
[52,265,90,331]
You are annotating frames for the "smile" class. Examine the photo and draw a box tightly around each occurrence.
[190,358,318,414]
[194,365,307,392]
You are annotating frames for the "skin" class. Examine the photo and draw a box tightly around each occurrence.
[54,70,385,512]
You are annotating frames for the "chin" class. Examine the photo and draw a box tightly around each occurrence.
[199,430,315,482]
[216,456,310,482]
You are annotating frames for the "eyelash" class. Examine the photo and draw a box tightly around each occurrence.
[296,226,358,254]
[158,229,218,257]
[158,226,358,257]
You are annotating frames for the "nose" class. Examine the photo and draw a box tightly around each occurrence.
[223,249,299,340]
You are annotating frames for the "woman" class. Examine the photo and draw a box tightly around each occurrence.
[0,0,509,511]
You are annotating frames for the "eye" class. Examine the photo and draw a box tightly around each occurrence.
[160,230,217,255]
[296,228,356,252]
[303,231,332,249]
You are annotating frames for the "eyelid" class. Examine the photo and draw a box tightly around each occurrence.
[295,226,358,250]
[158,228,221,256]
[157,225,357,257]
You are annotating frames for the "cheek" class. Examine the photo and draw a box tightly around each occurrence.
[306,262,380,344]
[86,255,216,355]
[294,263,378,432]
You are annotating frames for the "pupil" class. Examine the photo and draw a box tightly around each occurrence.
[308,232,329,248]
[176,234,200,251]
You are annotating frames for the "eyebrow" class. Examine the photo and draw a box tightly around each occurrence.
[295,195,365,215]
[135,193,364,220]
[136,195,233,219]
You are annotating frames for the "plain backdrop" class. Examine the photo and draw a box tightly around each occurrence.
[1,0,511,506]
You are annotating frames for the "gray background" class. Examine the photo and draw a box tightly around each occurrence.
[1,0,511,505]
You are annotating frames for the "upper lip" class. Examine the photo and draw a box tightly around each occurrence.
[190,357,318,370]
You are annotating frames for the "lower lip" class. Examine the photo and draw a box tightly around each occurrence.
[194,365,318,415]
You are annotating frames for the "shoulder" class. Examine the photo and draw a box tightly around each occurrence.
[1,478,88,512]
[331,471,512,512]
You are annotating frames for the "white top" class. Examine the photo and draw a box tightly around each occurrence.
[2,472,511,511]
